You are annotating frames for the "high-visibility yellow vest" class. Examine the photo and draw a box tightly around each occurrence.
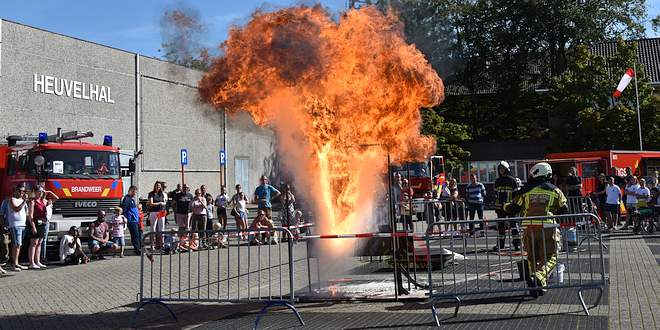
[510,186,567,225]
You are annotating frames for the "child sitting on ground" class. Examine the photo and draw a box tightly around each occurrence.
[177,232,190,252]
[211,222,228,248]
[162,228,179,254]
[189,233,200,251]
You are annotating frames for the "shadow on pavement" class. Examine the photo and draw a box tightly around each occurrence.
[0,302,264,330]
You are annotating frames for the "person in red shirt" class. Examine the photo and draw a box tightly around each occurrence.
[137,204,145,232]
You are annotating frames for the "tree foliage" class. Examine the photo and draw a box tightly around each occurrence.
[387,0,650,149]
[547,40,660,151]
[420,108,471,169]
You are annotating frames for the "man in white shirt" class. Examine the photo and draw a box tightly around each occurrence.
[7,186,28,271]
[636,179,651,207]
[622,177,640,229]
[60,226,89,265]
[604,177,622,230]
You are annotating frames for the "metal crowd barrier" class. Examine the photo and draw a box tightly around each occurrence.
[133,227,304,329]
[396,199,469,234]
[424,213,606,326]
[566,196,597,214]
[565,197,607,250]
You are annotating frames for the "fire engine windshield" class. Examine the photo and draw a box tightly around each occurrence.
[36,150,120,179]
[393,162,430,177]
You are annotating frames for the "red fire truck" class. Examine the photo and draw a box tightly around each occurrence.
[0,130,124,257]
[543,150,660,195]
[391,155,446,220]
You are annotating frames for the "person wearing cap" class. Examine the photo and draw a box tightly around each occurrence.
[59,226,89,265]
[253,175,281,219]
[88,210,119,260]
[109,206,128,258]
[504,162,568,298]
[249,209,275,245]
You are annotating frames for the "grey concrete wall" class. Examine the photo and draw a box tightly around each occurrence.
[226,112,278,196]
[0,19,278,199]
[0,20,136,150]
[138,56,225,195]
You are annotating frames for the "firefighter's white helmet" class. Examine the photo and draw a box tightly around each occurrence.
[498,161,510,172]
[530,162,552,179]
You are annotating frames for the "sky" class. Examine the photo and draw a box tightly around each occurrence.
[0,0,347,58]
[0,0,658,59]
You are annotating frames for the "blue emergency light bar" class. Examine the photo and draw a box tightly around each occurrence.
[103,135,112,146]
[38,132,48,144]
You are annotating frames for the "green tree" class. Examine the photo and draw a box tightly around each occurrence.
[547,40,660,151]
[420,108,471,170]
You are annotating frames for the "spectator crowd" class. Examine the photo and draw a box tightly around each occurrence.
[0,174,305,274]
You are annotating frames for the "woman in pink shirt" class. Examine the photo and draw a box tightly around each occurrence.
[190,189,208,245]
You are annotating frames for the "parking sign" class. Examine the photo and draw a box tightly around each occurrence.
[180,149,188,166]
[219,149,226,166]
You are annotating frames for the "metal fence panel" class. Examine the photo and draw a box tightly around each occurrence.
[133,227,304,328]
[424,213,606,326]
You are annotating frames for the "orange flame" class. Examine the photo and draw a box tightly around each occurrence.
[199,5,444,235]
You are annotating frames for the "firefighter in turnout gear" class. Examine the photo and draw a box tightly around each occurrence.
[493,161,521,251]
[504,162,569,298]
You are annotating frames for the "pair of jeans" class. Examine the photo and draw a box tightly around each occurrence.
[468,203,484,230]
[127,222,142,253]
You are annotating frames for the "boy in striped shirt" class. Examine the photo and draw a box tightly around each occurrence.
[466,174,486,234]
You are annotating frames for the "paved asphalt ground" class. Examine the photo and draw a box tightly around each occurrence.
[0,210,658,330]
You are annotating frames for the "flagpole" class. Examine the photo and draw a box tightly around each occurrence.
[633,59,643,151]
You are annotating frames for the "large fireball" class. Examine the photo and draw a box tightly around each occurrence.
[199,5,444,235]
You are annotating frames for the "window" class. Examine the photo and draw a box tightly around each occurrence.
[39,150,120,179]
[234,158,250,194]
[478,162,488,182]
[6,154,17,176]
[581,162,600,178]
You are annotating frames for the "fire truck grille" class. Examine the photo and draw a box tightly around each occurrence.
[53,199,122,217]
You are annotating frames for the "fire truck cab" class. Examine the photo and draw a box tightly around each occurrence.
[391,156,446,220]
[537,150,660,195]
[0,130,124,258]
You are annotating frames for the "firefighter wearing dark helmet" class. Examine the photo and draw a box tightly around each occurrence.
[504,162,568,298]
[493,161,521,251]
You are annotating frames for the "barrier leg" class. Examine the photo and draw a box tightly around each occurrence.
[577,286,604,316]
[132,299,177,326]
[252,300,304,330]
[578,233,608,251]
[430,296,460,327]
[452,296,461,317]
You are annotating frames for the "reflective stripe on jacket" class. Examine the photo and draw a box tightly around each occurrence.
[510,186,567,225]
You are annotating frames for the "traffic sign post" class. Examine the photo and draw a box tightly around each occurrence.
[180,149,188,185]
[219,149,226,186]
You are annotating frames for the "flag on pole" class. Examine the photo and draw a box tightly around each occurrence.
[613,68,635,98]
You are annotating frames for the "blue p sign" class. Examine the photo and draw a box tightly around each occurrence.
[180,149,188,166]
[219,149,226,166]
